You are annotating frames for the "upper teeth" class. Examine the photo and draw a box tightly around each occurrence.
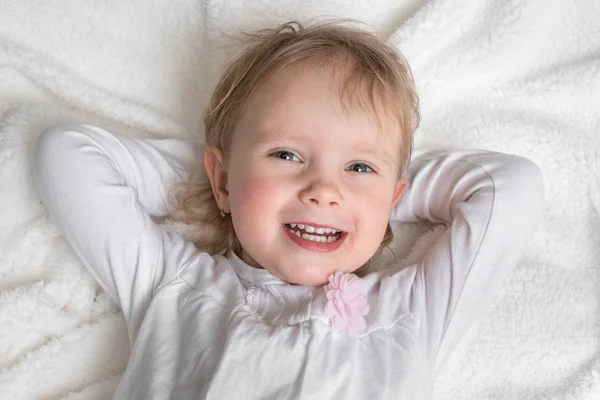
[289,223,340,234]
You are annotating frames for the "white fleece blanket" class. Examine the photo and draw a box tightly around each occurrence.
[1,0,599,399]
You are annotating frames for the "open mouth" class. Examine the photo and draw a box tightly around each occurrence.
[284,223,344,243]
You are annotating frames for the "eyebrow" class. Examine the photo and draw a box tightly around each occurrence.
[353,145,395,167]
[255,129,304,144]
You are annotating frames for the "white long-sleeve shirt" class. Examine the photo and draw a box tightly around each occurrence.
[33,124,544,399]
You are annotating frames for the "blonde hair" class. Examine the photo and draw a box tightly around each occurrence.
[168,20,420,274]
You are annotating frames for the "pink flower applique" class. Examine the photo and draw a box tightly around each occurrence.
[323,271,370,335]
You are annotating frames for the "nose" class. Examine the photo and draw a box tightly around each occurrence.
[298,176,343,207]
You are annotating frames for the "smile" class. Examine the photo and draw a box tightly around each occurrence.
[284,223,344,244]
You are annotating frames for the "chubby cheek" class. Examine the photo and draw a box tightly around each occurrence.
[228,170,285,252]
[350,191,395,261]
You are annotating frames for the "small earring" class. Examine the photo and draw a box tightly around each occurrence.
[219,206,226,218]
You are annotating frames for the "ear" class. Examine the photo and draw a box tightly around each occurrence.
[391,176,408,207]
[204,146,230,212]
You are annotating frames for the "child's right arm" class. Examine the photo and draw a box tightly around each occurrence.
[388,148,545,376]
[33,125,204,341]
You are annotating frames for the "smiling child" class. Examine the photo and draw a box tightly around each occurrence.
[33,20,544,399]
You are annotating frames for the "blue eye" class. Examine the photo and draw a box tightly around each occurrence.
[272,151,301,162]
[347,163,373,173]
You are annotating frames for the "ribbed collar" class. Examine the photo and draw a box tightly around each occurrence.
[227,252,291,286]
[226,253,335,326]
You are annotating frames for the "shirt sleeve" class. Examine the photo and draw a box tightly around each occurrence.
[33,124,205,342]
[387,148,545,375]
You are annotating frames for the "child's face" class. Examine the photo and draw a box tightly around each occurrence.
[208,64,407,286]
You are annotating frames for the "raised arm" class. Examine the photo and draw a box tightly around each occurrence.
[389,148,545,374]
[33,124,204,341]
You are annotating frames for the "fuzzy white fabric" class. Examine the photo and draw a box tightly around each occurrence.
[1,0,599,399]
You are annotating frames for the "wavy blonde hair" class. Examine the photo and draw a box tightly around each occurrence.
[168,20,420,274]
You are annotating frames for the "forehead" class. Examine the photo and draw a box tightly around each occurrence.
[249,62,399,136]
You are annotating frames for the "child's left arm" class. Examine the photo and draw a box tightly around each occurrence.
[388,148,545,375]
